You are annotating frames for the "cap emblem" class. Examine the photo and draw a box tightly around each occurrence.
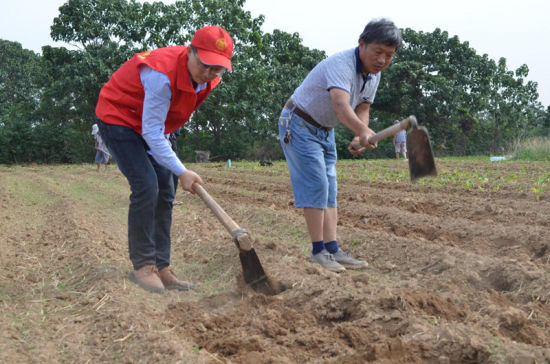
[215,38,226,51]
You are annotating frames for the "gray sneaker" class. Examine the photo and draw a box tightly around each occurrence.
[309,250,346,272]
[332,249,368,269]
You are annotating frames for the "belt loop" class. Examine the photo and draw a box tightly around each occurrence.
[285,98,296,112]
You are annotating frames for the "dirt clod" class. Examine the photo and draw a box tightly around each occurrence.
[1,161,550,363]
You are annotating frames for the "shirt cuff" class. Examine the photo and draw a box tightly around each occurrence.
[173,163,186,177]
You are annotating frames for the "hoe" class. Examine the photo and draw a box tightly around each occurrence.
[193,183,280,295]
[352,115,437,180]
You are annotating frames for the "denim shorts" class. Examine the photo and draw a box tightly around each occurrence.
[279,105,337,209]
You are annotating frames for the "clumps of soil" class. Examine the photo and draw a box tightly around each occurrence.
[3,162,550,363]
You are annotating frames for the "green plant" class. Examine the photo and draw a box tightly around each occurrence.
[489,336,505,362]
[531,174,549,200]
[512,136,550,161]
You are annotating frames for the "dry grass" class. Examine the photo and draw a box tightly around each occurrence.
[1,162,550,363]
[511,136,550,161]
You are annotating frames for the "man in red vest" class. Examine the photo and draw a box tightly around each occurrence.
[95,26,233,293]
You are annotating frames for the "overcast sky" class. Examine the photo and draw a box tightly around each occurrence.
[2,0,549,107]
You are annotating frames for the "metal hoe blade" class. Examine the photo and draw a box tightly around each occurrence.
[239,248,281,295]
[407,125,437,181]
[239,249,267,284]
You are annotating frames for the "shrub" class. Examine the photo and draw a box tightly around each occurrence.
[511,137,550,161]
[245,138,285,161]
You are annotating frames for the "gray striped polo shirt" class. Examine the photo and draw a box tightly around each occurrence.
[291,47,381,128]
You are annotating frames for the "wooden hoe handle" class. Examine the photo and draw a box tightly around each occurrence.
[192,183,241,234]
[351,115,417,150]
[370,115,417,143]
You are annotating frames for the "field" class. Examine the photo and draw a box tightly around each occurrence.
[1,159,549,363]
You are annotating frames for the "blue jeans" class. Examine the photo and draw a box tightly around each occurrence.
[97,120,175,270]
[279,104,338,208]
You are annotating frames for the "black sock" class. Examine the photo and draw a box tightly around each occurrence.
[325,240,338,254]
[312,240,325,255]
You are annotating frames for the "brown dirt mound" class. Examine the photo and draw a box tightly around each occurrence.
[1,161,550,363]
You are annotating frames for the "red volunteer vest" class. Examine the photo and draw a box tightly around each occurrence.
[95,46,220,135]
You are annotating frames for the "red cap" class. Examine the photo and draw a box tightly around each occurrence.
[191,26,234,72]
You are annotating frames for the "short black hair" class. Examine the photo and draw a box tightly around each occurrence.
[359,18,402,49]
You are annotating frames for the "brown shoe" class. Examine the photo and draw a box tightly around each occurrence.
[128,265,165,294]
[159,268,195,291]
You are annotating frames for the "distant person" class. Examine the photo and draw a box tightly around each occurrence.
[393,120,407,159]
[92,123,110,172]
[279,19,402,272]
[95,26,234,293]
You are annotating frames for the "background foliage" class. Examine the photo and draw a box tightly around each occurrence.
[1,0,548,164]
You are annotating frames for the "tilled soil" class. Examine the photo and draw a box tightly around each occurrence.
[1,160,549,363]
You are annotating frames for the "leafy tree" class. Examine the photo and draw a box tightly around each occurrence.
[369,28,544,156]
[544,106,550,135]
[48,0,325,161]
[184,27,325,160]
[3,1,547,163]
[0,40,42,163]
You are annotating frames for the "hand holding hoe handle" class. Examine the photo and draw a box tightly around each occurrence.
[350,116,417,150]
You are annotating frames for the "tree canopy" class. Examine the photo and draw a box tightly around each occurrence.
[0,0,547,164]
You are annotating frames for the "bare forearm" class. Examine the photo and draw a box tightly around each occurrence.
[332,99,368,135]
